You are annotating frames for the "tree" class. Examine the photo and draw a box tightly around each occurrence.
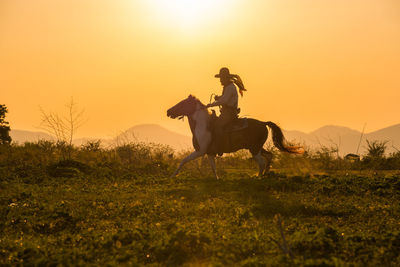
[39,98,86,158]
[0,104,11,144]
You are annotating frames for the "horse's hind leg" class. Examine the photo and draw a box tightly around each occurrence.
[252,150,266,177]
[261,148,273,175]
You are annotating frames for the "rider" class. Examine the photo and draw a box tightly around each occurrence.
[206,67,246,153]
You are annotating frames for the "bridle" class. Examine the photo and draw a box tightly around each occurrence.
[177,98,202,121]
[175,96,209,121]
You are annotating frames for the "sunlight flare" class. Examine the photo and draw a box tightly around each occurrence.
[146,0,231,30]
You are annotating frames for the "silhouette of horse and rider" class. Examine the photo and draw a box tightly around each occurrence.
[167,67,303,179]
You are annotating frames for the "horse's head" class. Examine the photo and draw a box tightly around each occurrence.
[167,95,204,119]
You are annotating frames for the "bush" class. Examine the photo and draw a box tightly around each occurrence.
[47,160,92,178]
[361,140,388,170]
[0,104,11,145]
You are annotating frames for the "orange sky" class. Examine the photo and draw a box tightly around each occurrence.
[1,0,400,138]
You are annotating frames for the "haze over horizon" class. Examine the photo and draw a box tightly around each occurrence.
[8,122,400,141]
[10,123,400,157]
[2,0,399,138]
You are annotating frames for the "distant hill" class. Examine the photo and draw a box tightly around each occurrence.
[10,129,54,144]
[310,125,361,137]
[283,124,400,156]
[111,124,192,150]
[9,123,400,155]
[366,124,400,144]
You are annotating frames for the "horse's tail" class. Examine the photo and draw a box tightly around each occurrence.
[264,121,304,154]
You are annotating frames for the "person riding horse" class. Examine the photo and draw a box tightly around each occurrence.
[167,69,303,178]
[206,67,247,154]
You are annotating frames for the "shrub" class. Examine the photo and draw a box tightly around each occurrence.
[81,140,102,152]
[362,140,388,170]
[0,104,11,145]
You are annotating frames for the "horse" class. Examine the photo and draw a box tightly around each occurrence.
[167,95,302,179]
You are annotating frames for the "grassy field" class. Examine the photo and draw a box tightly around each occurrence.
[2,155,400,266]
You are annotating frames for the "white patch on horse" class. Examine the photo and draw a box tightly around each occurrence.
[191,103,212,153]
[170,103,212,178]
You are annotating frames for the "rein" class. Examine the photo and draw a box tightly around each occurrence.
[209,93,216,104]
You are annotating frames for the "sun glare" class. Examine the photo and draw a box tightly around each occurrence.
[147,0,230,31]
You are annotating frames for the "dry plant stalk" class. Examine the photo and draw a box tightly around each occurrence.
[39,98,86,147]
[269,214,294,259]
[392,144,399,152]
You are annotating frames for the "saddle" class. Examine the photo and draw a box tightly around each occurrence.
[207,112,248,155]
[224,118,248,133]
[209,109,248,133]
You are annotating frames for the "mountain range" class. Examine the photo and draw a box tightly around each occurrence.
[10,123,400,156]
[284,124,400,155]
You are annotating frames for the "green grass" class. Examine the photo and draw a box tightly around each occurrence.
[1,167,400,266]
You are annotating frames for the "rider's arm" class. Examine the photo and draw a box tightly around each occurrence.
[208,85,234,107]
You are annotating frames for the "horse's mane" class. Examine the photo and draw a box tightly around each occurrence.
[189,95,206,108]
[188,95,214,117]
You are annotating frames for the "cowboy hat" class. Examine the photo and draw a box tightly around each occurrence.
[214,67,232,78]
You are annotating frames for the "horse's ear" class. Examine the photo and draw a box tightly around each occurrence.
[188,94,193,99]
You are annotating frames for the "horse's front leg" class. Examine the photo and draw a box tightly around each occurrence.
[208,154,219,179]
[171,150,205,177]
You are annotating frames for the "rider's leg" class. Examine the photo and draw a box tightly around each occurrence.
[215,112,232,154]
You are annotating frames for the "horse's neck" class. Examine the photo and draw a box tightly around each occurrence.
[188,108,210,135]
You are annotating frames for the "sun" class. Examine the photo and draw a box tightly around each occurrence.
[146,0,231,31]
